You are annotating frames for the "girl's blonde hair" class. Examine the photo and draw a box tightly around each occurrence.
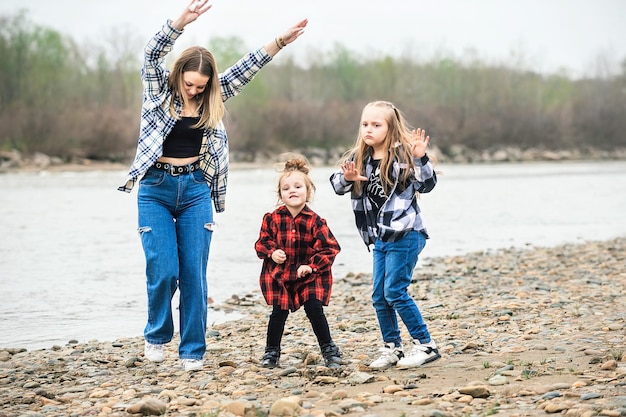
[168,46,224,129]
[340,101,416,196]
[275,153,316,205]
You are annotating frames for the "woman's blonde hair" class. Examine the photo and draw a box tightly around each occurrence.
[275,153,316,205]
[340,101,416,196]
[168,46,224,129]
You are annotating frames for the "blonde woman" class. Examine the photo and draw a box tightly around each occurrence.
[118,0,307,372]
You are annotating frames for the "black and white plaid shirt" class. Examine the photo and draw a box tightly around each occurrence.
[330,154,437,248]
[118,20,272,213]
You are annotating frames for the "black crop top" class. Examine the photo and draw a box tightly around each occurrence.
[162,117,203,158]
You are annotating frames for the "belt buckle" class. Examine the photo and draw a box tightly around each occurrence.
[169,164,180,176]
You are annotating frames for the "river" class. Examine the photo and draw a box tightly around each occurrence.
[1,160,625,350]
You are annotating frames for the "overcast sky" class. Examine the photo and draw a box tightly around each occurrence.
[2,0,625,78]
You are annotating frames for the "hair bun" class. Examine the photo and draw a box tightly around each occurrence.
[284,158,309,174]
[275,152,310,175]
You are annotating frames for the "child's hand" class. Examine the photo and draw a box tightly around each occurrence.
[297,265,312,278]
[411,128,430,158]
[340,161,368,182]
[271,249,286,264]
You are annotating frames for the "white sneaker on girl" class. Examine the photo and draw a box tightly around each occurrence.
[396,339,440,368]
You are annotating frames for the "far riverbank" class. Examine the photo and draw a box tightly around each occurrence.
[2,145,626,174]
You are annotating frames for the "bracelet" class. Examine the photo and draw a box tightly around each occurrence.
[278,37,286,48]
[275,37,283,50]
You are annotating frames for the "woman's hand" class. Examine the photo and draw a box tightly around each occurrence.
[280,19,309,46]
[411,128,430,158]
[265,19,308,57]
[340,161,368,182]
[172,0,213,30]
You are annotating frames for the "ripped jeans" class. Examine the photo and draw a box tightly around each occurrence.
[137,166,213,360]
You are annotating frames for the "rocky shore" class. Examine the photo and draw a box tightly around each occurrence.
[1,238,625,417]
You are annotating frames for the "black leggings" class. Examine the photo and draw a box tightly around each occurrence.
[266,299,331,348]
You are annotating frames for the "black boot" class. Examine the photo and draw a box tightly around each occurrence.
[320,341,342,368]
[261,346,280,368]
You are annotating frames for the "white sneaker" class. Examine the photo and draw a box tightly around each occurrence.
[369,342,404,369]
[396,339,441,368]
[144,342,165,363]
[182,359,203,372]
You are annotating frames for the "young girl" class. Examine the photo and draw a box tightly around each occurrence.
[330,101,440,369]
[255,156,342,369]
[117,0,307,372]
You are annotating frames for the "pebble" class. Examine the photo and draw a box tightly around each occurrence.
[1,237,625,416]
[488,375,508,385]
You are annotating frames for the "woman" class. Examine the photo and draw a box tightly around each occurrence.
[118,0,308,372]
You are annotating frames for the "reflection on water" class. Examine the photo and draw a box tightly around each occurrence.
[1,161,625,350]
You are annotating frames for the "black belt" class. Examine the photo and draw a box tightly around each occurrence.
[153,161,201,175]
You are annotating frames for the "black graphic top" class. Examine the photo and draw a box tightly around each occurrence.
[366,159,386,220]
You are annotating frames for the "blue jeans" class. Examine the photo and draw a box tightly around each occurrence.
[137,166,213,360]
[372,230,431,347]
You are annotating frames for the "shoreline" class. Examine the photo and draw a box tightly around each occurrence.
[2,155,626,175]
[1,237,624,416]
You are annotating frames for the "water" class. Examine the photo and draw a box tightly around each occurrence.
[1,161,625,350]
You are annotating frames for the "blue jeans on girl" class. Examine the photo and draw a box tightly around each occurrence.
[372,230,431,347]
[137,166,213,360]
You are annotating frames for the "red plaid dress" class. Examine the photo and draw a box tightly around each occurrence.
[255,205,341,311]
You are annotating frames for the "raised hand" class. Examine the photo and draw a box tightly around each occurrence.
[173,0,213,30]
[340,161,368,182]
[411,128,430,158]
[280,19,309,46]
[187,0,211,13]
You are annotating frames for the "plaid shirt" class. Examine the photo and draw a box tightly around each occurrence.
[255,205,341,311]
[117,20,272,212]
[330,153,437,248]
